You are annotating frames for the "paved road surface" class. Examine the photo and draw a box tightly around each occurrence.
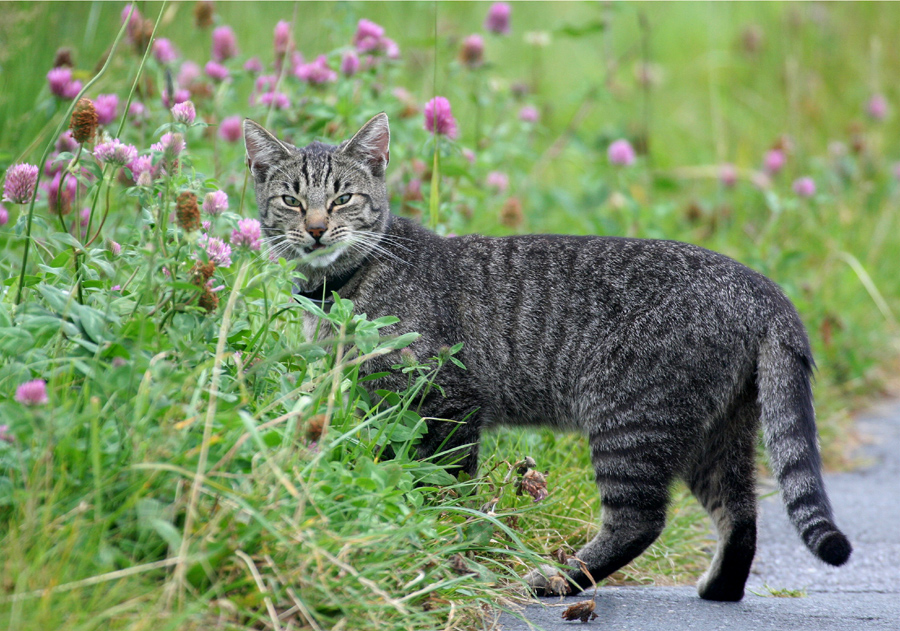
[497,401,900,630]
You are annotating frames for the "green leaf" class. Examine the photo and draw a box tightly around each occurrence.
[0,328,34,355]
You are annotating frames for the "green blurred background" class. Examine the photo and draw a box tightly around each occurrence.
[2,2,897,170]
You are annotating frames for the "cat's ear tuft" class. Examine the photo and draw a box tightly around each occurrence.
[341,113,390,177]
[243,119,290,180]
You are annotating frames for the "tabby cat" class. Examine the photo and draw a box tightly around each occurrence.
[243,113,851,602]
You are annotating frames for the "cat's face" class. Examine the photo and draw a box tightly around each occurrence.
[243,114,391,269]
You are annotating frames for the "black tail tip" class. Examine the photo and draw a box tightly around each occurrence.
[818,531,852,566]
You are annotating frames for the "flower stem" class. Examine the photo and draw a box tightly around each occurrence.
[429,145,441,229]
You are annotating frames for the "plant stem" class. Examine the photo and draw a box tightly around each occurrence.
[429,146,441,229]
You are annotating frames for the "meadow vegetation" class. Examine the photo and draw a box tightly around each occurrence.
[1,2,898,629]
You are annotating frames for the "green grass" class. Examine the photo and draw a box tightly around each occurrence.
[1,2,899,629]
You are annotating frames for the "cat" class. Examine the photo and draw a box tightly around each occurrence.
[242,113,852,602]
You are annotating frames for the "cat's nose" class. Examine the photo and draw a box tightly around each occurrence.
[307,224,326,242]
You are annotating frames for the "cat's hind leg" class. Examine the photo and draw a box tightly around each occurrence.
[687,397,760,602]
[525,426,675,595]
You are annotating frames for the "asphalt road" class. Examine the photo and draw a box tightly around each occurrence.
[497,401,900,630]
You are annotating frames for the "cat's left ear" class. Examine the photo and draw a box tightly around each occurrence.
[341,113,390,178]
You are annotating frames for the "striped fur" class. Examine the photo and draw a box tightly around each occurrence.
[244,114,851,602]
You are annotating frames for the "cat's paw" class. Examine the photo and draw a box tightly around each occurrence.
[522,564,575,597]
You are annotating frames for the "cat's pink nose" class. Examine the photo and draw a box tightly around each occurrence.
[307,225,325,241]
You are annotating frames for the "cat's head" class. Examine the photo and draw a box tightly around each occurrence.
[242,113,391,271]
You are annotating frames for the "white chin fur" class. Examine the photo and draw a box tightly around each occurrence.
[303,245,345,268]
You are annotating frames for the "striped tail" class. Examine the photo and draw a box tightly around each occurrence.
[757,331,852,566]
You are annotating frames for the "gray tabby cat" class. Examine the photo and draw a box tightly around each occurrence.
[243,113,851,602]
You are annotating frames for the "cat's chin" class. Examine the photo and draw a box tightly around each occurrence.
[300,245,346,269]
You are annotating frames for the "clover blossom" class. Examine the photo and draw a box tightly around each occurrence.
[128,155,155,186]
[198,233,233,267]
[793,176,816,198]
[244,57,263,73]
[94,138,138,167]
[231,217,261,250]
[153,38,178,64]
[212,25,238,62]
[607,139,636,166]
[202,190,229,215]
[460,34,484,68]
[15,379,48,406]
[294,55,337,85]
[764,149,785,175]
[0,204,8,226]
[205,61,230,82]
[94,94,119,126]
[219,116,243,142]
[519,106,539,123]
[47,67,81,99]
[424,96,458,139]
[171,100,196,125]
[484,3,512,35]
[3,163,39,204]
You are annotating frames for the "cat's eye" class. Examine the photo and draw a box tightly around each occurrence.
[281,195,303,209]
[333,193,353,207]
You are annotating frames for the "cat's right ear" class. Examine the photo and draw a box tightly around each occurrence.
[243,119,290,180]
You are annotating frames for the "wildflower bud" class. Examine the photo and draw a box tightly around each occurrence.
[459,34,484,68]
[274,20,292,60]
[484,2,511,35]
[176,191,201,232]
[341,51,360,77]
[212,26,238,62]
[486,171,509,193]
[0,204,8,226]
[519,106,539,123]
[171,100,196,125]
[109,240,122,256]
[69,98,99,144]
[720,164,738,188]
[792,176,816,198]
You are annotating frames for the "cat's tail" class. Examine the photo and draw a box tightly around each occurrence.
[757,329,852,567]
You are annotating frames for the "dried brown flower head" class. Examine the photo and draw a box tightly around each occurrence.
[306,414,326,442]
[194,1,215,29]
[500,196,524,229]
[198,288,219,313]
[53,48,74,68]
[561,600,598,623]
[517,468,549,503]
[175,191,201,232]
[69,98,98,144]
[190,261,216,287]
